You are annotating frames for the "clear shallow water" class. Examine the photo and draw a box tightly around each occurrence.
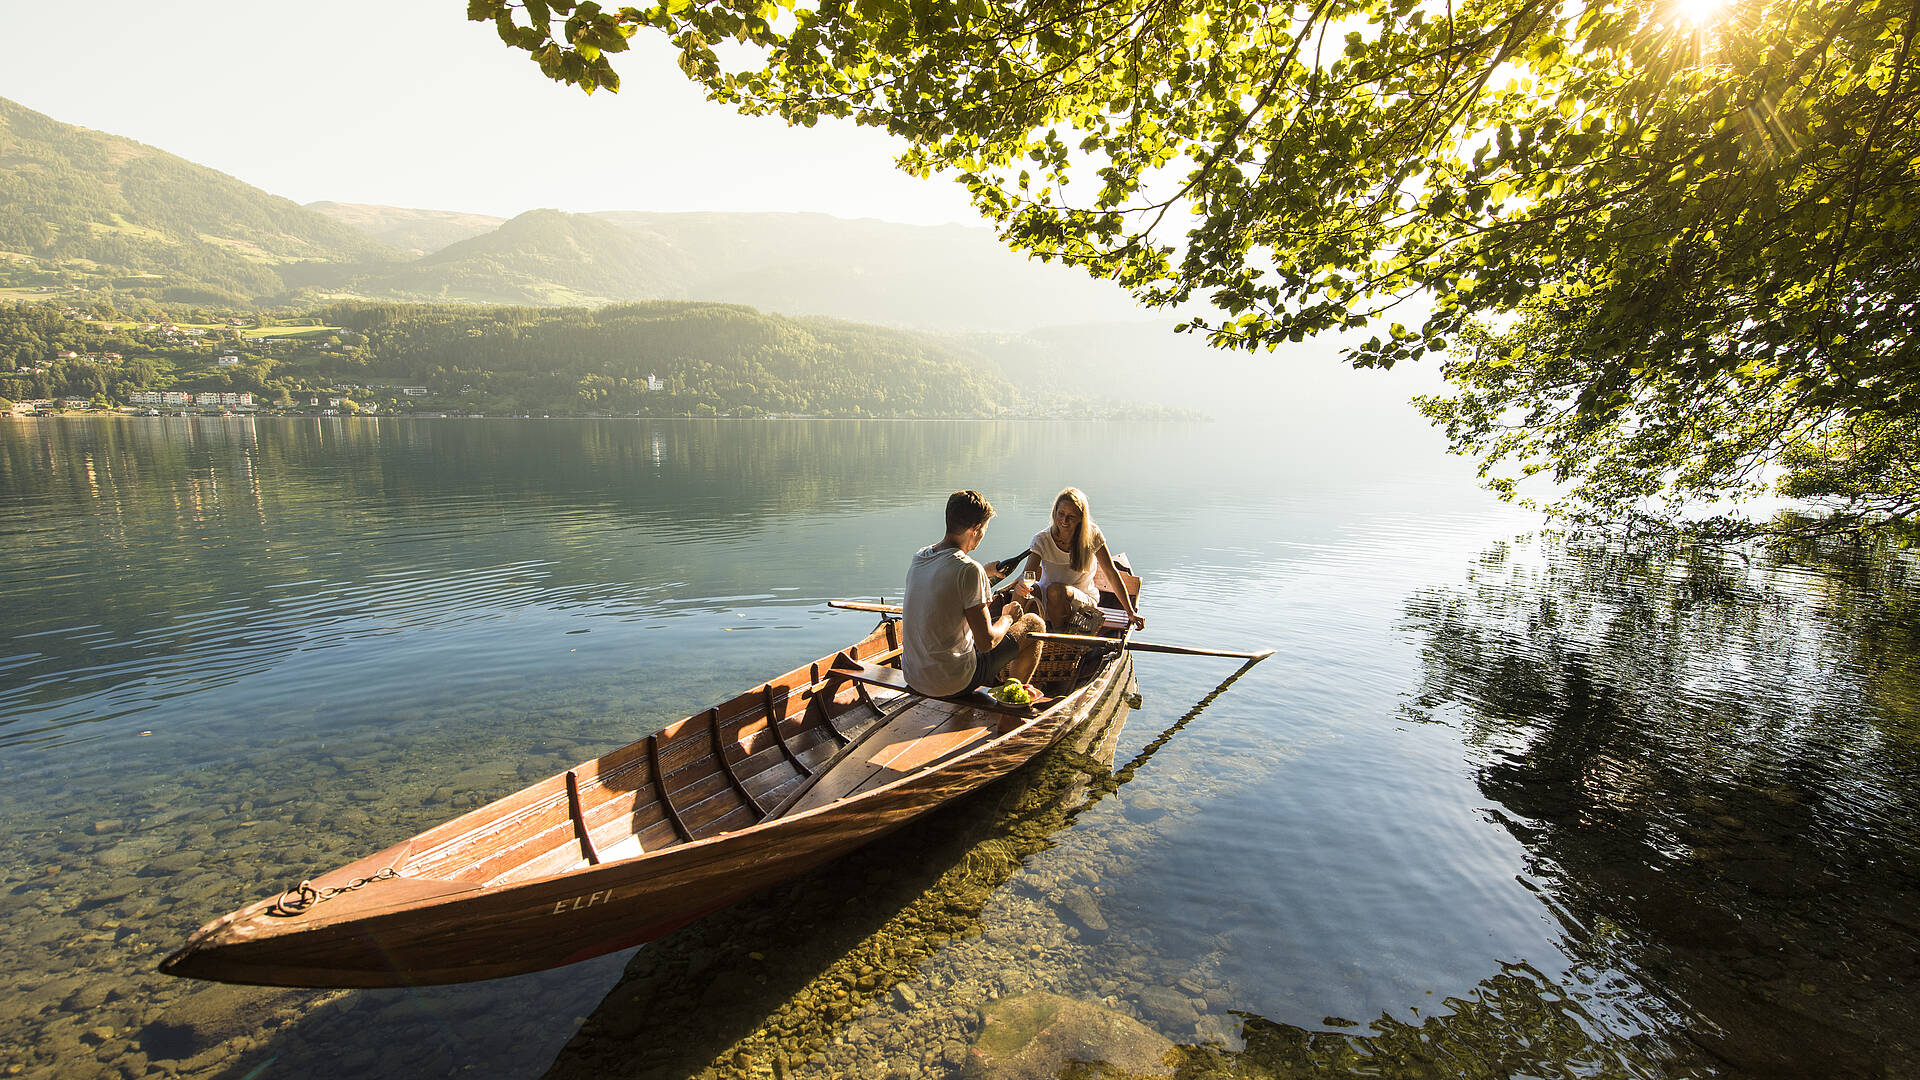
[2,415,1916,1079]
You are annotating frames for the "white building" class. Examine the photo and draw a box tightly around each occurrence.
[129,390,196,406]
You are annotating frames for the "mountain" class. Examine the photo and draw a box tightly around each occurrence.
[312,203,1147,333]
[0,96,1151,339]
[0,96,399,305]
[353,209,696,306]
[304,202,504,256]
[328,206,1147,333]
[590,211,1144,333]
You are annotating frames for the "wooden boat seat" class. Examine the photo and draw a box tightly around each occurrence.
[825,655,1050,717]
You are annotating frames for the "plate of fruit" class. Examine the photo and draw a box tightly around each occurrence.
[988,679,1042,705]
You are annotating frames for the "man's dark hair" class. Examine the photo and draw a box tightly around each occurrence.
[945,489,994,534]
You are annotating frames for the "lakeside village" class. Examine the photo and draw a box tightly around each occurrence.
[4,377,666,418]
[9,383,464,418]
[1,308,667,420]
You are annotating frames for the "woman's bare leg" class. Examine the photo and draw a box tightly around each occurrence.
[1044,583,1070,630]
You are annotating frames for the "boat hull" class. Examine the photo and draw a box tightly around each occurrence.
[160,646,1134,988]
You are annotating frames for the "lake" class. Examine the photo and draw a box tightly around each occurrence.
[2,413,1917,1079]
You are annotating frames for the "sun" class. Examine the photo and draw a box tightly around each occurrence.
[1673,0,1728,26]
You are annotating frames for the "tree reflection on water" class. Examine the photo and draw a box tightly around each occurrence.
[1403,535,1920,1077]
[543,650,1737,1080]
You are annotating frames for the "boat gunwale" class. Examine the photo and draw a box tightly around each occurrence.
[240,627,1130,933]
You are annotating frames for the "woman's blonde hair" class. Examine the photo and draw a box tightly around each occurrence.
[1054,487,1095,572]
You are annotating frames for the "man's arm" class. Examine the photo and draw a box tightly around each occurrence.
[964,603,1011,652]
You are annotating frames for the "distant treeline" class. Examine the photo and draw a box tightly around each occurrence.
[313,301,1016,418]
[0,300,1027,418]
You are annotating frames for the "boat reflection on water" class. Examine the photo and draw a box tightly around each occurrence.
[541,664,1177,1080]
[543,650,1708,1080]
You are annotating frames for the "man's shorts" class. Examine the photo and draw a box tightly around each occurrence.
[968,632,1023,691]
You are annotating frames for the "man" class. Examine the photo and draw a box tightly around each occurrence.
[902,490,1044,697]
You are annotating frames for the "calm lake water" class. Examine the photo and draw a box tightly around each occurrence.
[2,414,1917,1079]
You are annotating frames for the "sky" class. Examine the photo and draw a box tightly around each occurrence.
[0,0,980,225]
[0,0,1457,430]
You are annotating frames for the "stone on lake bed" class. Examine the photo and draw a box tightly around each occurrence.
[63,981,115,1012]
[95,876,145,902]
[1133,985,1201,1029]
[1058,888,1107,933]
[137,852,202,877]
[89,820,124,835]
[139,984,296,1062]
[971,992,1174,1079]
[1121,791,1179,822]
[444,764,515,792]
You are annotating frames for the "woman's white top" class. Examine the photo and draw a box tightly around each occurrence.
[1030,525,1105,603]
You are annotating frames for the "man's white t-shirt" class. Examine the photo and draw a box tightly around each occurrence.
[902,543,990,697]
[1030,524,1105,603]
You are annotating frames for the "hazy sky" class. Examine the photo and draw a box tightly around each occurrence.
[0,0,979,225]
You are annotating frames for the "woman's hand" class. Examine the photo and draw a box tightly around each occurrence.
[1128,612,1146,630]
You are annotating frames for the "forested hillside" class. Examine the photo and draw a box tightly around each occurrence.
[316,301,1013,417]
[0,97,398,305]
[1,98,1147,335]
[304,203,504,256]
[352,211,695,306]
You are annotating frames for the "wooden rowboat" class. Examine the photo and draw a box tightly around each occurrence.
[159,588,1139,988]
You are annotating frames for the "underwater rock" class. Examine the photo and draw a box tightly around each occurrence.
[139,852,201,877]
[1133,985,1200,1029]
[1058,889,1107,934]
[1121,791,1179,823]
[969,992,1173,1079]
[1192,1012,1243,1049]
[138,983,293,1062]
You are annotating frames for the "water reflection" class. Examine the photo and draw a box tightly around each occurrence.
[1403,535,1920,1077]
[539,669,1144,1080]
[1166,960,1693,1078]
[0,418,1089,753]
[17,412,1920,1080]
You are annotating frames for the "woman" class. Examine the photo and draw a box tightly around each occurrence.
[1015,488,1144,634]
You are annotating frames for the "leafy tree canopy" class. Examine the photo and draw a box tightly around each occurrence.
[472,0,1919,536]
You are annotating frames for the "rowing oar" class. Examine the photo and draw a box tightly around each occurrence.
[826,603,1274,662]
[830,601,904,615]
[1030,632,1275,662]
